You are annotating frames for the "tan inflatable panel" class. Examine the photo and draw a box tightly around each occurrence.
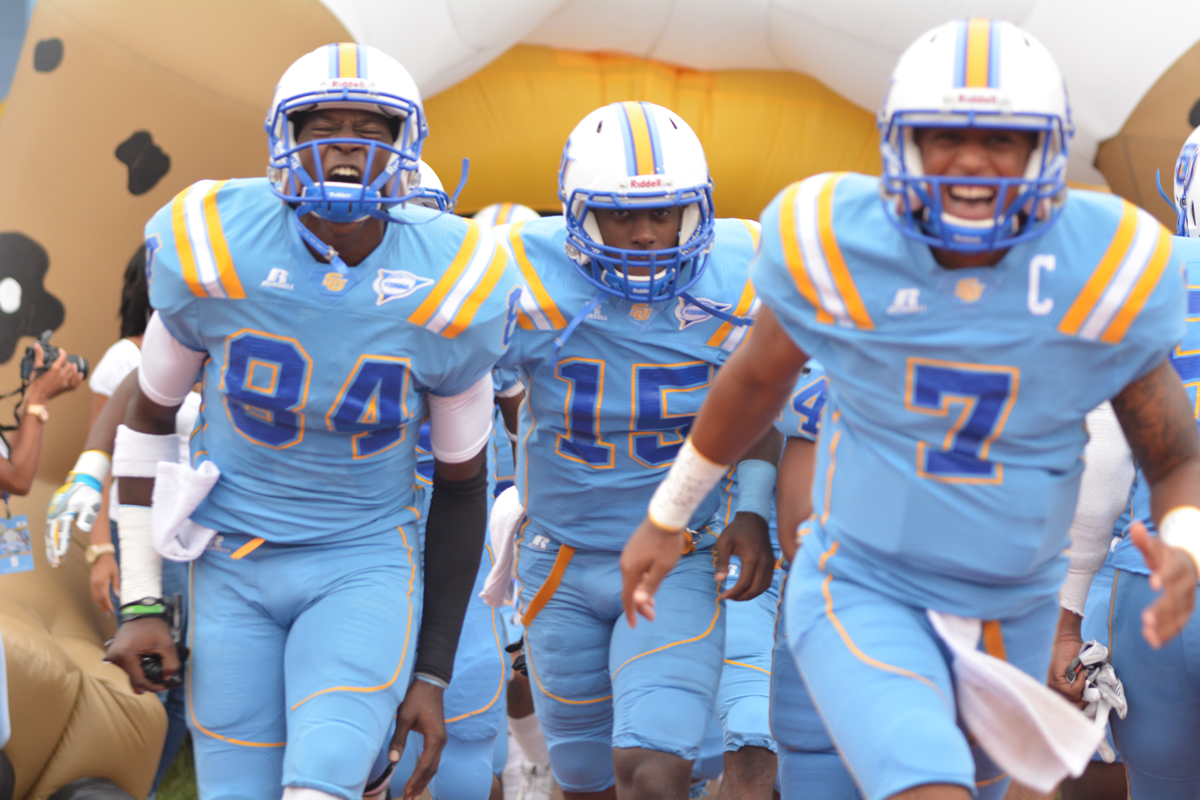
[1096,39,1200,229]
[0,2,350,797]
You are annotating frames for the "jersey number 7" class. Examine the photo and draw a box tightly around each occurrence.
[904,358,1019,484]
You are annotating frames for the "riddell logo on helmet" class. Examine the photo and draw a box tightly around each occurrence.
[629,177,665,189]
[329,78,368,90]
[949,91,1000,105]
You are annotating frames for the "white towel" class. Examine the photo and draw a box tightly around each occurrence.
[152,460,220,562]
[927,610,1105,792]
[480,486,525,607]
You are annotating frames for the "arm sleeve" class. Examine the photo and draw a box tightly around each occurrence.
[428,373,493,463]
[1059,402,1135,615]
[139,312,206,407]
[415,462,488,684]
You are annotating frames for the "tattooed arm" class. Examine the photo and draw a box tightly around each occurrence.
[1111,357,1200,647]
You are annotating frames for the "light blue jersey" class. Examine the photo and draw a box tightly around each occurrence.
[146,178,519,543]
[499,215,760,551]
[754,173,1185,618]
[1110,238,1200,574]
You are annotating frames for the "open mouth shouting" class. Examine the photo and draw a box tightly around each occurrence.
[943,183,997,219]
[327,164,364,184]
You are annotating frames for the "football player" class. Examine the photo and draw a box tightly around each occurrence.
[1051,126,1200,798]
[767,361,862,800]
[103,44,518,800]
[497,101,776,800]
[622,20,1200,800]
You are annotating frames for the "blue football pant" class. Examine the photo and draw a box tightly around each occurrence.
[718,559,781,754]
[771,573,860,800]
[516,540,725,793]
[787,543,1059,800]
[1100,569,1200,797]
[187,531,419,800]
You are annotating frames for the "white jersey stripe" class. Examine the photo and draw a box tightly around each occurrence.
[182,180,226,299]
[425,227,496,335]
[795,177,850,326]
[1079,211,1159,341]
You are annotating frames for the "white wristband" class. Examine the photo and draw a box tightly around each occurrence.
[648,438,729,532]
[73,450,112,484]
[112,425,180,478]
[1160,506,1200,578]
[117,504,162,604]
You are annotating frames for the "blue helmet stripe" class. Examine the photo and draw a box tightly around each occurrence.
[357,44,367,79]
[953,19,967,88]
[327,43,339,79]
[988,21,1000,88]
[616,104,638,176]
[641,103,665,174]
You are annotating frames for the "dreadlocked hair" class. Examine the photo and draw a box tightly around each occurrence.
[119,245,151,339]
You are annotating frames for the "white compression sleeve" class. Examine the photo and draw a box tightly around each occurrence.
[428,374,494,464]
[139,312,206,407]
[1060,402,1135,615]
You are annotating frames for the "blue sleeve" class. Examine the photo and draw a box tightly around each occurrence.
[423,258,522,398]
[774,359,827,441]
[1111,233,1188,388]
[145,195,206,352]
[749,181,827,361]
[492,367,522,395]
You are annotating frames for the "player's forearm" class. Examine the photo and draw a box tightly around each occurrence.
[1149,457,1200,528]
[86,370,140,454]
[416,455,488,685]
[692,351,798,466]
[117,385,180,506]
[776,437,817,556]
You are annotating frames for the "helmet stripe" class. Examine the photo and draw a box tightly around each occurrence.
[497,203,513,224]
[642,103,665,175]
[616,103,639,176]
[987,20,1000,87]
[964,19,992,88]
[620,101,658,176]
[338,43,359,79]
[327,43,339,79]
[357,44,367,79]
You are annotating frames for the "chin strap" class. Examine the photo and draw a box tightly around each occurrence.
[680,292,754,326]
[554,294,607,354]
[293,216,351,273]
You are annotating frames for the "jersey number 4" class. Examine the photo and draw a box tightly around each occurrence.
[222,330,411,458]
[904,358,1019,484]
[555,359,713,468]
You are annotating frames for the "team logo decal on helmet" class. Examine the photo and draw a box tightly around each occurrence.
[266,43,429,224]
[1170,127,1200,237]
[558,101,716,303]
[878,19,1074,252]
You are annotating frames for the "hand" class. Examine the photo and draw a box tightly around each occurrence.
[389,679,447,800]
[45,477,102,567]
[1046,609,1086,705]
[620,517,685,626]
[26,344,82,404]
[90,553,120,617]
[715,511,775,601]
[106,616,178,694]
[1132,521,1198,648]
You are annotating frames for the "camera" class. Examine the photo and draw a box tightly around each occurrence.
[20,330,89,382]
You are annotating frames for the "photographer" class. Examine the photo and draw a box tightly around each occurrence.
[0,341,82,495]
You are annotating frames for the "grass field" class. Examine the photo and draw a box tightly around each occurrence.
[156,736,196,800]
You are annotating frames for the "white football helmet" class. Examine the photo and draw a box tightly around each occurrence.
[1172,125,1200,237]
[559,101,715,302]
[267,43,428,223]
[408,160,452,211]
[879,19,1073,251]
[474,203,540,227]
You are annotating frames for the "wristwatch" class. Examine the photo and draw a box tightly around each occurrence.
[85,543,116,564]
[24,403,48,422]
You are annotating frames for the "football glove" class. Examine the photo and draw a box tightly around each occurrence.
[45,450,110,568]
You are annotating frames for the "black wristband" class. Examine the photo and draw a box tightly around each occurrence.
[414,461,489,684]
